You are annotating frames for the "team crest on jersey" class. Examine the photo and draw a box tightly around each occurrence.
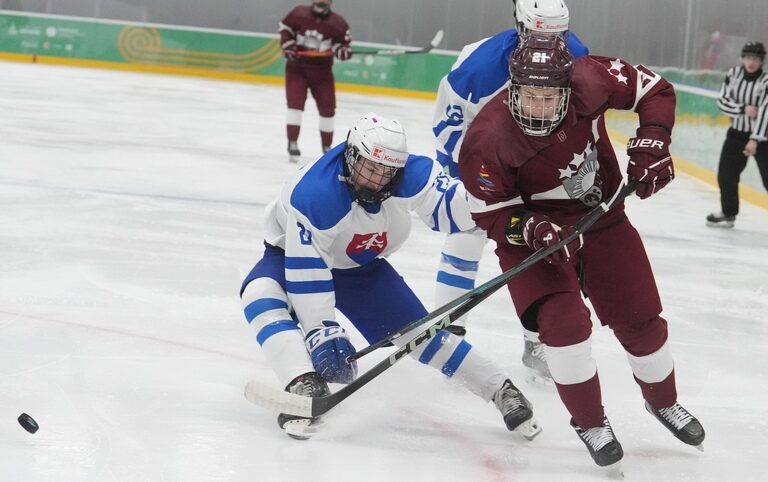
[558,141,604,207]
[298,29,328,51]
[347,232,388,264]
[478,164,496,192]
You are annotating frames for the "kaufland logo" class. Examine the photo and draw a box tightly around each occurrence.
[372,146,384,159]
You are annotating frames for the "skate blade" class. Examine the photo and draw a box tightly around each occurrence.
[515,417,542,441]
[525,371,555,389]
[693,443,704,452]
[289,155,300,164]
[602,461,625,479]
[283,418,323,440]
[705,221,734,229]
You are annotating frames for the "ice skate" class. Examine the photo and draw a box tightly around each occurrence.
[705,212,735,228]
[288,141,301,163]
[493,379,541,440]
[276,372,329,440]
[522,340,553,386]
[644,401,705,449]
[322,145,331,154]
[571,416,624,469]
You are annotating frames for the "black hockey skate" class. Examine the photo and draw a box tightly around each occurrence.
[288,141,301,163]
[645,400,705,448]
[493,379,541,440]
[277,372,330,440]
[706,212,735,228]
[571,416,624,467]
[522,340,552,385]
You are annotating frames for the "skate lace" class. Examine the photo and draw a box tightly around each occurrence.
[658,403,693,430]
[580,423,616,452]
[531,344,547,361]
[288,376,323,397]
[494,384,525,415]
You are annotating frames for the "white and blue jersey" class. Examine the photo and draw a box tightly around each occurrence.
[240,144,509,399]
[432,29,589,176]
[248,143,474,335]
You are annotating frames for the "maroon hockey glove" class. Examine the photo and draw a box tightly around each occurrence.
[334,45,352,61]
[626,126,675,199]
[522,213,583,264]
[282,39,298,62]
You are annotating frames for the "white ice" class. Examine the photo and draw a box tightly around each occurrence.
[1,61,767,482]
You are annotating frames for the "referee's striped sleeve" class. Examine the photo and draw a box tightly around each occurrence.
[751,76,768,141]
[717,68,744,117]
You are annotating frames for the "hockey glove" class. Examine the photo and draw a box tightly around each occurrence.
[626,126,675,199]
[282,39,298,62]
[521,213,583,264]
[334,45,352,61]
[305,320,358,384]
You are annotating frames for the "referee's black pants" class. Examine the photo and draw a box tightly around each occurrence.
[717,128,768,216]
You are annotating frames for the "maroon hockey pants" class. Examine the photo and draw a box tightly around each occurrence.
[495,215,677,427]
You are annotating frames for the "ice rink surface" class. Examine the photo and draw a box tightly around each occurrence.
[1,60,768,482]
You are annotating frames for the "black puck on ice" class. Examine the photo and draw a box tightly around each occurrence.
[18,413,39,434]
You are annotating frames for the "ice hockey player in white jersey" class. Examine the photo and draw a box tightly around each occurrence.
[432,0,588,383]
[240,112,539,440]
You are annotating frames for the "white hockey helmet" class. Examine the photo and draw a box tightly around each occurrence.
[344,112,409,204]
[515,0,570,35]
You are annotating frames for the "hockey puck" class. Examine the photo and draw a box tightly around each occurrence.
[18,413,39,434]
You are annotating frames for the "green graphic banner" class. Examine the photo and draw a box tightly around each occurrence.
[0,11,454,94]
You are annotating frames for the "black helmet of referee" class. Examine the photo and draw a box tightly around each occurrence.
[741,41,766,60]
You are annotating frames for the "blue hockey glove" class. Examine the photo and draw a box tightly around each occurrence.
[305,321,358,384]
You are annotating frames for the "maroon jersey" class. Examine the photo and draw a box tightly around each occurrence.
[458,55,675,245]
[279,6,351,70]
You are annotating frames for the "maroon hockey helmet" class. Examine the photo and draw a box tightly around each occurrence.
[508,34,574,136]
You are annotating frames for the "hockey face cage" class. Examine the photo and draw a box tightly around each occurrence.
[508,84,571,136]
[343,145,404,205]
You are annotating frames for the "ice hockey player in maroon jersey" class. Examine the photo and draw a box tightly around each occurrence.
[458,34,705,469]
[279,1,352,162]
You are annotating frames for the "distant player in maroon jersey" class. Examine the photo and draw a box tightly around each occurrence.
[458,34,705,468]
[279,1,352,162]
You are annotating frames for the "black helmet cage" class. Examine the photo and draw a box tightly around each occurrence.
[343,142,403,205]
[742,41,766,60]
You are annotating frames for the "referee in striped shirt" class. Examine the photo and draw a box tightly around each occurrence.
[707,41,768,228]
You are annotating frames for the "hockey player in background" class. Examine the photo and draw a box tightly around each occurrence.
[239,113,539,440]
[432,0,588,383]
[458,35,705,468]
[279,0,352,162]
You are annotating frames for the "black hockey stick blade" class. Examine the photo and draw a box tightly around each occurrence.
[347,180,636,363]
[351,29,444,56]
[244,182,636,418]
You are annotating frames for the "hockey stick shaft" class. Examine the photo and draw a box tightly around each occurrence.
[353,29,444,55]
[296,30,444,58]
[245,182,636,417]
[347,180,636,362]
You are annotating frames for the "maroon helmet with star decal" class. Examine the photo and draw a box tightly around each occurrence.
[508,33,574,136]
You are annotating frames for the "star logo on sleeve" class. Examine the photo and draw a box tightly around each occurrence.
[608,59,628,85]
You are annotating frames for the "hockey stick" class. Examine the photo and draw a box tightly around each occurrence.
[244,181,636,418]
[348,180,637,363]
[353,29,444,55]
[296,30,444,58]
